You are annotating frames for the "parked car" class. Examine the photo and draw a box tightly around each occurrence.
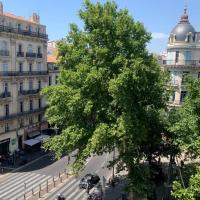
[79,173,100,189]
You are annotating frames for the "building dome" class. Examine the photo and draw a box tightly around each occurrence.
[170,8,196,42]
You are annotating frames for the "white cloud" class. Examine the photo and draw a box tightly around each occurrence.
[151,32,168,40]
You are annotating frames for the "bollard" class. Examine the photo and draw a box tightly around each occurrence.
[53,176,56,187]
[64,168,67,174]
[59,171,61,178]
[39,184,42,191]
[32,188,34,195]
[46,180,48,193]
[23,193,26,200]
[60,176,62,183]
[39,191,41,198]
[66,172,68,178]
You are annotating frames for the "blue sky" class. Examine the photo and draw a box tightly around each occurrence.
[2,0,200,53]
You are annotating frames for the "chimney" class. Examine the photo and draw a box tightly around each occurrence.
[0,1,3,14]
[31,13,40,23]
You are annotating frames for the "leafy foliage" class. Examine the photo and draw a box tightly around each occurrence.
[172,166,200,200]
[42,0,168,196]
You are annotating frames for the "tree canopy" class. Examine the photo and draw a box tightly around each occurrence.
[42,0,168,197]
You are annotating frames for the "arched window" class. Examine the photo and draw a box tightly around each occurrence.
[27,44,33,53]
[18,44,22,52]
[1,41,7,51]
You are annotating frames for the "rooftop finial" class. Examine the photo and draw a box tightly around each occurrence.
[180,6,189,23]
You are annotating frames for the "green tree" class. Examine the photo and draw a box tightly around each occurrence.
[42,0,168,197]
[170,77,200,199]
[170,77,200,157]
[172,166,200,200]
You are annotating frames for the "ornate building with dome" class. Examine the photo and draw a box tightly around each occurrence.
[164,8,200,106]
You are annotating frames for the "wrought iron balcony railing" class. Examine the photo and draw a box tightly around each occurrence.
[17,52,24,57]
[0,71,48,76]
[26,52,36,58]
[165,60,200,66]
[0,25,48,39]
[18,89,40,95]
[37,53,43,58]
[0,107,47,121]
[0,92,11,98]
[0,50,9,56]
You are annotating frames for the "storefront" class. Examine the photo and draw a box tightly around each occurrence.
[0,138,10,155]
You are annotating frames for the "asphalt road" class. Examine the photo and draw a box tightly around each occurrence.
[45,153,113,200]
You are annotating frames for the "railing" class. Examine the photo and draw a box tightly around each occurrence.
[26,52,36,58]
[17,52,24,57]
[0,25,48,39]
[165,60,200,66]
[18,89,40,96]
[0,92,11,98]
[0,107,46,121]
[0,71,48,76]
[37,53,43,58]
[0,50,9,56]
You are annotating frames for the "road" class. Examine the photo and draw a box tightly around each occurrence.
[45,153,113,200]
[0,152,113,200]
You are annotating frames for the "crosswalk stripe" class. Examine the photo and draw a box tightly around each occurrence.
[0,173,38,191]
[73,189,88,200]
[47,178,77,200]
[0,172,33,187]
[0,174,47,197]
[62,181,80,199]
[2,175,51,200]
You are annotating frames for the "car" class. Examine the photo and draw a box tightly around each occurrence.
[79,173,100,189]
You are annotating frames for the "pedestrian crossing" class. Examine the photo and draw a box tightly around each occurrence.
[46,177,89,200]
[0,171,51,200]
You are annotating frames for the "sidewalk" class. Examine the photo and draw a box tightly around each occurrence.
[0,149,47,174]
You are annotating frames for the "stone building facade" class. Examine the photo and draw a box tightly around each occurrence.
[0,2,48,154]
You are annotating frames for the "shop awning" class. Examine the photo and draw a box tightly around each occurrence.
[28,131,40,138]
[23,139,40,146]
[34,134,50,142]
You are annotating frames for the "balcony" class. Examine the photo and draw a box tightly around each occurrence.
[37,53,43,58]
[0,92,11,98]
[0,71,48,76]
[165,60,200,67]
[0,50,9,56]
[17,52,24,57]
[26,52,36,58]
[0,25,48,39]
[0,107,47,121]
[18,89,40,96]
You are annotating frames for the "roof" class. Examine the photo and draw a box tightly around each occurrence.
[47,55,57,63]
[0,12,42,25]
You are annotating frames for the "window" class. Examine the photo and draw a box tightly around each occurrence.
[37,46,41,54]
[5,123,9,132]
[38,98,41,108]
[37,62,41,71]
[29,100,33,111]
[198,72,200,79]
[5,104,9,116]
[17,24,21,32]
[182,71,189,85]
[38,114,41,122]
[49,76,52,86]
[19,63,23,72]
[180,91,187,102]
[19,82,23,92]
[28,25,32,32]
[29,116,33,124]
[29,63,32,72]
[27,44,33,53]
[4,83,8,93]
[175,51,179,63]
[55,76,58,84]
[18,44,22,52]
[20,101,23,113]
[3,62,8,72]
[19,119,24,128]
[1,41,7,51]
[38,80,41,89]
[29,80,33,90]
